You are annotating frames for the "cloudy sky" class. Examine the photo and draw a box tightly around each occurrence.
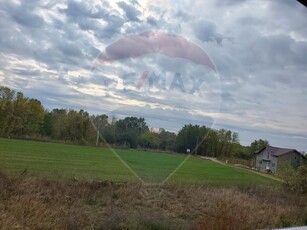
[1,0,307,151]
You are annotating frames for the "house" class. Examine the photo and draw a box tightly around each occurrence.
[255,145,305,173]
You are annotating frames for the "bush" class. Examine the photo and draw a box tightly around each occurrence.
[277,162,307,194]
[297,165,307,193]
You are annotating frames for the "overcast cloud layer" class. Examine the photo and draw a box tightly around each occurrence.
[0,0,307,151]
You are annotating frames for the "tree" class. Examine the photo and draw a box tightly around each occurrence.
[115,117,149,148]
[250,139,269,154]
[232,144,253,160]
[40,111,53,136]
[50,109,67,140]
[47,109,96,144]
[0,87,15,136]
[158,128,177,151]
[176,124,209,154]
[206,129,218,157]
[140,130,159,149]
[0,88,44,137]
[91,114,109,146]
[23,99,45,135]
[10,92,28,136]
[175,124,240,157]
[206,129,239,157]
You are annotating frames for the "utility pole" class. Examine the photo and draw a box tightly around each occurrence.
[196,136,199,155]
[96,116,101,147]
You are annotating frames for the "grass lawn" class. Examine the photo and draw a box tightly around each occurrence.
[0,138,279,185]
[168,157,278,185]
[0,138,135,182]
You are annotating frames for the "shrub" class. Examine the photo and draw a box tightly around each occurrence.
[277,162,307,194]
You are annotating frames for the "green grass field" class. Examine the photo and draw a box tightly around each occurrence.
[0,138,278,185]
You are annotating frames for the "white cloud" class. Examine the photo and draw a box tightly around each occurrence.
[0,0,307,150]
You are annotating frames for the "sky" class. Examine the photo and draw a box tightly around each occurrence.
[0,0,307,151]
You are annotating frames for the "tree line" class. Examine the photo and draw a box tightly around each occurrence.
[0,86,268,158]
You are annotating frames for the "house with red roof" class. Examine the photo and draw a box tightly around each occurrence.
[255,145,305,173]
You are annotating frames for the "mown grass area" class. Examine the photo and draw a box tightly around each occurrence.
[168,157,279,186]
[0,138,278,185]
[0,138,135,182]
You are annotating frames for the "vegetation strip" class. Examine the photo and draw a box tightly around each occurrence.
[0,138,278,185]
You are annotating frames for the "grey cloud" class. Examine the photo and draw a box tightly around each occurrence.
[146,16,158,26]
[3,1,45,28]
[57,41,84,59]
[292,41,307,65]
[77,18,101,31]
[109,106,215,132]
[117,1,141,22]
[216,33,305,81]
[69,74,118,87]
[221,92,236,104]
[63,1,108,19]
[175,10,192,21]
[0,2,93,70]
[251,35,294,66]
[11,68,41,77]
[63,1,125,39]
[266,1,307,38]
[215,0,249,6]
[194,20,223,45]
[236,16,263,27]
[64,1,90,18]
[12,11,44,28]
[98,15,125,39]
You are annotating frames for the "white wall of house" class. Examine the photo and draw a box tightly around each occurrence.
[256,148,304,173]
[256,149,278,172]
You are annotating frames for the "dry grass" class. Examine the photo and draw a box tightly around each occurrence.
[0,172,306,230]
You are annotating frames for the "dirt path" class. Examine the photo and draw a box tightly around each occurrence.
[198,156,283,182]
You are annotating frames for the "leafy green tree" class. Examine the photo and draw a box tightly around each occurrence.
[50,109,67,140]
[91,114,109,145]
[115,117,149,148]
[0,87,15,136]
[101,115,117,144]
[66,110,84,141]
[218,130,239,157]
[23,99,45,135]
[0,88,44,137]
[40,111,53,136]
[232,144,253,160]
[205,129,218,157]
[250,139,269,154]
[176,124,240,157]
[48,109,96,144]
[158,128,177,151]
[11,92,28,136]
[140,130,159,149]
[176,124,208,154]
[204,129,239,157]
